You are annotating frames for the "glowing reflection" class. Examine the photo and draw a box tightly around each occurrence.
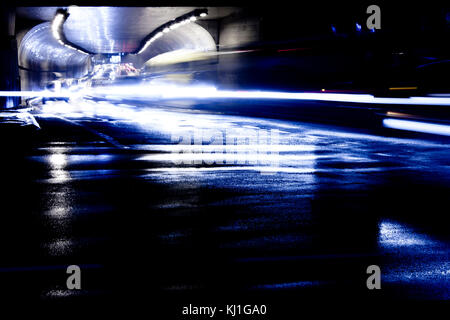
[255,281,324,289]
[46,206,70,219]
[42,289,84,298]
[49,153,67,167]
[42,148,74,254]
[379,220,433,248]
[47,151,71,184]
[378,219,450,298]
[143,167,319,175]
[138,153,320,165]
[44,238,74,256]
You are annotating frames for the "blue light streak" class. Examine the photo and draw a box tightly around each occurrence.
[90,84,450,106]
[3,84,450,107]
[0,90,73,98]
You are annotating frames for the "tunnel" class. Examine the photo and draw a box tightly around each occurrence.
[17,7,219,89]
[18,22,91,90]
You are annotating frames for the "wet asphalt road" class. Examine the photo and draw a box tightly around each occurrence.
[0,98,449,313]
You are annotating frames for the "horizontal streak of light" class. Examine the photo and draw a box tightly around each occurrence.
[383,118,450,136]
[428,93,450,97]
[386,111,415,118]
[0,91,72,98]
[388,87,418,90]
[211,91,450,105]
[277,48,311,52]
[91,84,450,106]
[4,85,450,107]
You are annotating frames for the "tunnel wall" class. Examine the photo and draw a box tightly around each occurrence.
[18,22,92,90]
[218,15,261,48]
[197,13,262,50]
[0,7,20,108]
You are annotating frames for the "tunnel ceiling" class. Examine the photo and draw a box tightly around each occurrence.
[127,22,217,68]
[19,22,90,72]
[17,7,239,54]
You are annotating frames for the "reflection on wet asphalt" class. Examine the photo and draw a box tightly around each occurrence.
[0,99,449,308]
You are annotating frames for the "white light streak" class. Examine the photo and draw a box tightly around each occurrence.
[51,13,64,41]
[0,90,73,98]
[137,10,206,54]
[383,118,450,136]
[86,84,450,106]
[51,12,89,55]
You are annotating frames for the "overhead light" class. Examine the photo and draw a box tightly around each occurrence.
[136,8,207,55]
[51,9,90,55]
[51,13,65,40]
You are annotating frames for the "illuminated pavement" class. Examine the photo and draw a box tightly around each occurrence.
[0,98,449,310]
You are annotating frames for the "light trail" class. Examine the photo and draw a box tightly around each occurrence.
[88,84,450,106]
[383,118,450,136]
[3,83,450,107]
[0,90,73,98]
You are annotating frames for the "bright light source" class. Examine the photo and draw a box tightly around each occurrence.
[110,55,121,63]
[52,13,64,28]
[52,30,60,40]
[83,84,450,107]
[190,16,197,21]
[163,27,170,33]
[49,153,67,168]
[200,13,207,17]
[51,13,64,40]
[50,11,89,55]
